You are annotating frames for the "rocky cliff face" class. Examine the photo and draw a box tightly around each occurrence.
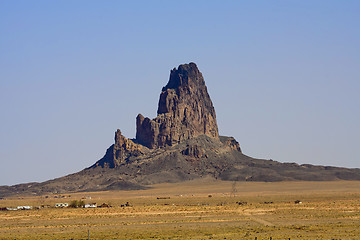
[92,129,147,168]
[136,62,219,149]
[91,62,221,168]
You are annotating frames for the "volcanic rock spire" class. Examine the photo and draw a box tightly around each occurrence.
[136,62,219,148]
[2,62,360,198]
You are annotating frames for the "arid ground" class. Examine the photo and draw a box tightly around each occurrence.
[0,178,359,239]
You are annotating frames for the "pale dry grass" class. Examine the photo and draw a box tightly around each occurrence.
[0,179,359,239]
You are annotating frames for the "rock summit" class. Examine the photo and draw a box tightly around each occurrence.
[136,62,219,149]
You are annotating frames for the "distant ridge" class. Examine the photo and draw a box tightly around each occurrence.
[1,63,360,197]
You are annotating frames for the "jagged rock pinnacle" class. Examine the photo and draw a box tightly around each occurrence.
[92,129,146,168]
[136,62,219,148]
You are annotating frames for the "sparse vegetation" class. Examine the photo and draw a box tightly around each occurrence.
[0,180,359,239]
[68,200,85,208]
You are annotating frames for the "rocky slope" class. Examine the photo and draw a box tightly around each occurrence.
[1,63,360,197]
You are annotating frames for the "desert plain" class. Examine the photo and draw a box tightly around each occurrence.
[0,178,359,240]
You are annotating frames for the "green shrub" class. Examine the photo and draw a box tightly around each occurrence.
[69,200,85,208]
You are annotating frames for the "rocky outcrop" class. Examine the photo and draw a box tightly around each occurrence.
[92,129,146,168]
[220,136,242,152]
[136,62,219,149]
[94,63,220,168]
[181,144,206,158]
[2,62,360,197]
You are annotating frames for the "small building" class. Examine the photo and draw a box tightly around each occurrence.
[17,206,32,210]
[55,203,69,208]
[84,203,97,208]
[6,208,18,211]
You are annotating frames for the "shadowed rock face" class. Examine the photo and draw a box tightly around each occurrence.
[136,62,219,149]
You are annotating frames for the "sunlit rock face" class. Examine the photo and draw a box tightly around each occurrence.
[136,62,219,149]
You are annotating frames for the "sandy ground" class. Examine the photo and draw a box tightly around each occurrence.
[0,179,359,239]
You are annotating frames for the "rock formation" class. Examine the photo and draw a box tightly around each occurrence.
[92,129,147,168]
[93,62,223,168]
[1,62,360,197]
[136,62,219,149]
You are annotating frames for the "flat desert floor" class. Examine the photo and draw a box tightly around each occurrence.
[0,178,359,239]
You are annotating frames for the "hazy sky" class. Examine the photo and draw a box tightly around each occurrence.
[1,1,359,185]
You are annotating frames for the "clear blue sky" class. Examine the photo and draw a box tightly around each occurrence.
[1,0,359,185]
